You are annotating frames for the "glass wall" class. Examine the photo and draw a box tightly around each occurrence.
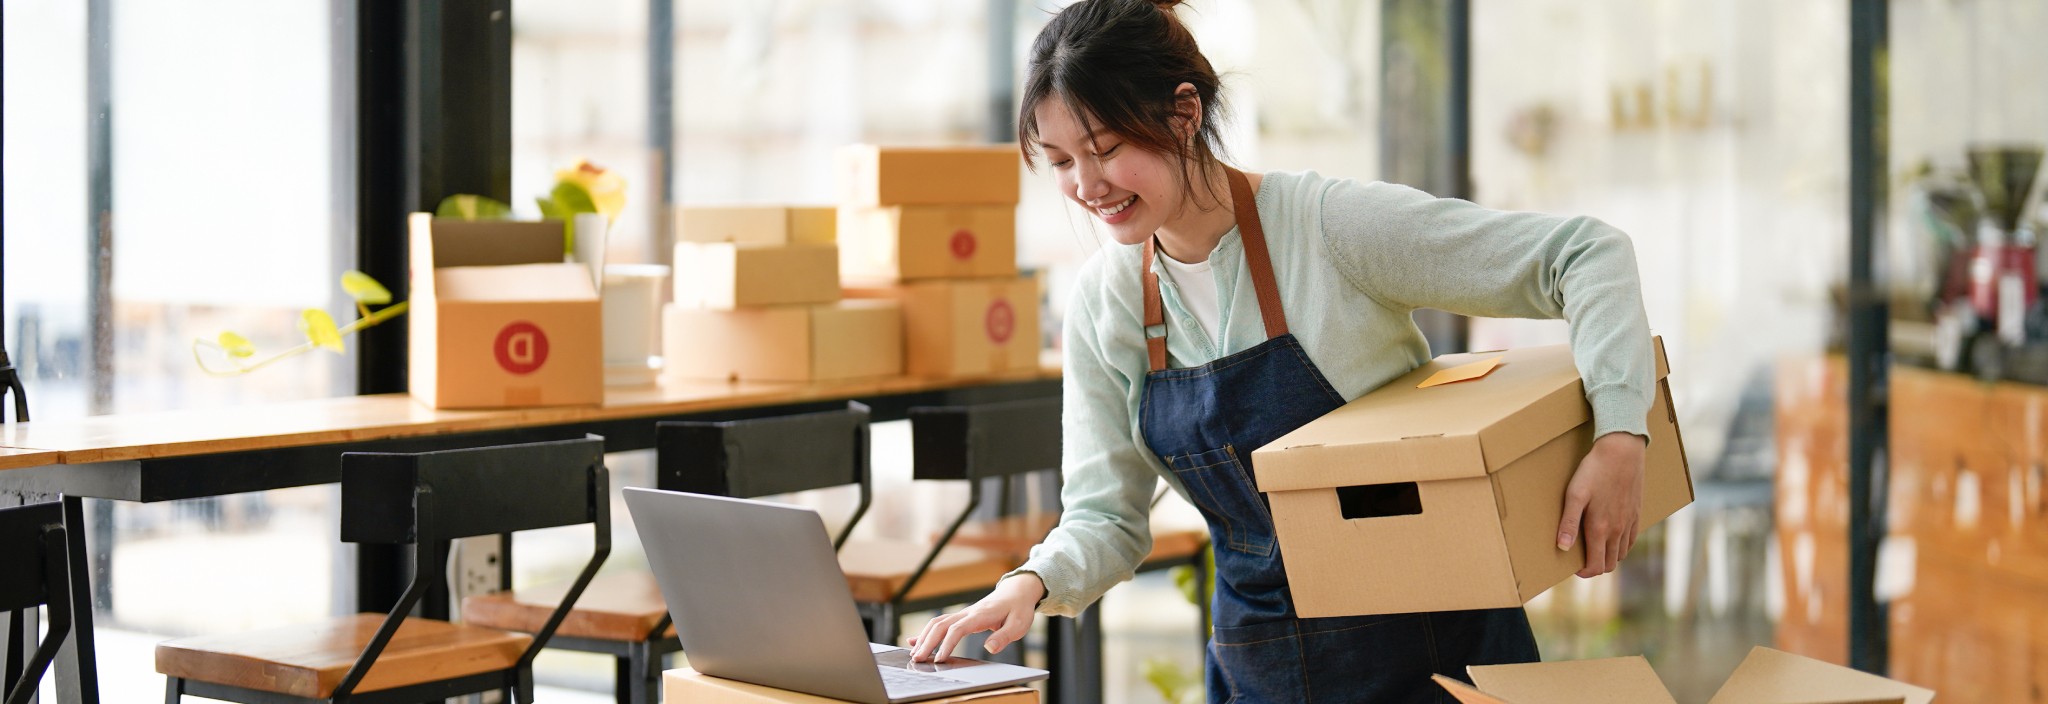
[4,1,351,700]
[1470,0,1850,696]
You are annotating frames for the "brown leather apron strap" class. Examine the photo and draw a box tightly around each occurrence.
[1142,238,1170,371]
[1227,167,1290,340]
[1139,166,1287,373]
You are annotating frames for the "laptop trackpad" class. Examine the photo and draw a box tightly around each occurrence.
[873,647,991,673]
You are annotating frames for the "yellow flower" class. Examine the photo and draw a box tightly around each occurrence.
[555,160,626,219]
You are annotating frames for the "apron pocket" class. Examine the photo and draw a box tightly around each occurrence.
[1210,619,1306,703]
[1168,445,1277,556]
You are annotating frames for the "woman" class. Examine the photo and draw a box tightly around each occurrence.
[907,1,1656,700]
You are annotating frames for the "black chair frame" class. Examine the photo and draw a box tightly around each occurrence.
[3,501,81,704]
[855,397,1062,644]
[531,401,872,704]
[165,437,612,704]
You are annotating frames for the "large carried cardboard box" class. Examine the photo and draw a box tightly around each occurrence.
[677,206,837,246]
[665,668,1036,704]
[663,300,903,383]
[845,277,1038,378]
[406,214,602,409]
[1433,646,1934,704]
[674,241,840,309]
[839,205,1018,281]
[1250,339,1691,617]
[837,145,1020,207]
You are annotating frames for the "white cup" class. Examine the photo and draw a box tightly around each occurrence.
[601,264,671,383]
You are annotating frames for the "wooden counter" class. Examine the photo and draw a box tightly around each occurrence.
[1775,357,2048,699]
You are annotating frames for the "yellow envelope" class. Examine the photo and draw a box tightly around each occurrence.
[1417,356,1502,388]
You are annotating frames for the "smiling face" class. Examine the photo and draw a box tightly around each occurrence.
[1033,99,1193,247]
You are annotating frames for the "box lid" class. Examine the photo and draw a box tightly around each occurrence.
[1705,647,1930,704]
[1253,340,1668,491]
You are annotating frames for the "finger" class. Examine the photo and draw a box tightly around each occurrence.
[1557,488,1591,551]
[1621,520,1639,561]
[933,613,989,663]
[987,609,1033,654]
[912,614,953,661]
[1579,522,1608,579]
[1605,533,1622,574]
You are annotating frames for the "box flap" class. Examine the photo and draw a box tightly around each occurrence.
[1465,657,1678,704]
[436,264,598,303]
[419,217,566,268]
[1706,647,1931,704]
[1434,675,1516,704]
[1253,339,1668,492]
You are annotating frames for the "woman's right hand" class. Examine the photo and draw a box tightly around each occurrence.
[906,573,1045,663]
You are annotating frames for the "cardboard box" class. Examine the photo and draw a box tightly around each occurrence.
[839,205,1018,281]
[406,214,602,409]
[677,206,837,246]
[1250,339,1692,617]
[1434,646,1934,704]
[674,242,840,309]
[837,145,1020,206]
[845,277,1038,378]
[664,668,1038,703]
[663,300,903,383]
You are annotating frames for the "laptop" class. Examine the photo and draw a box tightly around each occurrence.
[624,487,1049,703]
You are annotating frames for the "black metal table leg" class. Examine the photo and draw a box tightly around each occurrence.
[53,496,100,704]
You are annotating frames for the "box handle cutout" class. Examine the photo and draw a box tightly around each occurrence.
[1337,482,1423,519]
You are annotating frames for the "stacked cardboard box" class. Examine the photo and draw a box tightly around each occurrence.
[664,206,902,383]
[837,145,1040,378]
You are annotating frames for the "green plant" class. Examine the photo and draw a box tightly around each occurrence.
[191,271,407,376]
[534,160,625,254]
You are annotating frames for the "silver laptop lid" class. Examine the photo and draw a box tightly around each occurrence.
[624,487,889,704]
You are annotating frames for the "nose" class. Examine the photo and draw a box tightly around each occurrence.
[1072,159,1110,204]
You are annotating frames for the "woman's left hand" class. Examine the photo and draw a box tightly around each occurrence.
[1556,432,1647,578]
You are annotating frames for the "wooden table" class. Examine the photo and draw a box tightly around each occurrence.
[0,365,1062,704]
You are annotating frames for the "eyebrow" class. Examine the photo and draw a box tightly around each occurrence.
[1038,129,1114,152]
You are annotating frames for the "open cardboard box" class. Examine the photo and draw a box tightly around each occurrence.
[1251,338,1692,617]
[1434,646,1934,704]
[407,213,602,409]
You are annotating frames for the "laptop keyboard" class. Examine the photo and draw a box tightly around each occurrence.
[878,665,971,696]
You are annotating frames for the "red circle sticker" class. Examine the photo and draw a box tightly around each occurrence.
[949,228,978,261]
[493,322,550,375]
[985,299,1016,344]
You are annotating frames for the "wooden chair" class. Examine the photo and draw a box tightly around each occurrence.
[158,437,611,704]
[2,500,90,704]
[461,402,873,704]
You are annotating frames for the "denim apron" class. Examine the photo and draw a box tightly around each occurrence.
[1137,168,1541,703]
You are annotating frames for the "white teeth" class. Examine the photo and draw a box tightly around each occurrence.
[1100,195,1136,217]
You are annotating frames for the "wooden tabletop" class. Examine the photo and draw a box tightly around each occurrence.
[0,362,1060,468]
[0,447,62,471]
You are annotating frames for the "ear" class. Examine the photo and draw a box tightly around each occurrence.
[1171,82,1202,138]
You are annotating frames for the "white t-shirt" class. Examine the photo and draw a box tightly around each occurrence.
[1158,250,1220,348]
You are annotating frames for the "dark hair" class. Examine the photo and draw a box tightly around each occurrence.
[1018,0,1229,208]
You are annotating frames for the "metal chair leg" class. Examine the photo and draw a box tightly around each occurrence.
[162,676,180,704]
